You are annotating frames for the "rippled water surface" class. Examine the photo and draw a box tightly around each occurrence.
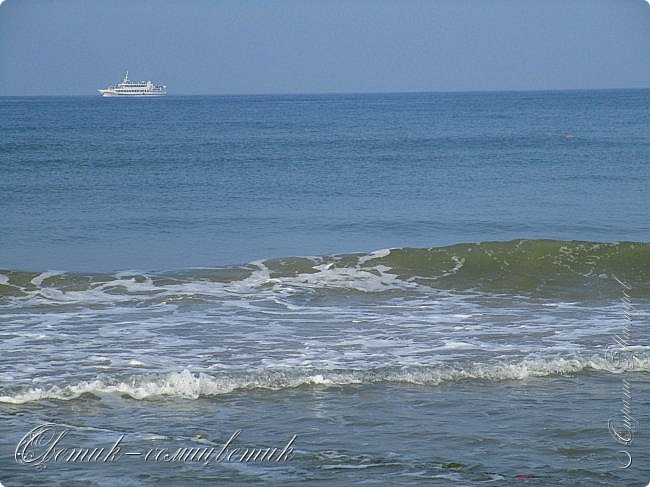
[1,91,649,485]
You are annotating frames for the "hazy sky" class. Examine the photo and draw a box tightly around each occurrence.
[1,0,649,95]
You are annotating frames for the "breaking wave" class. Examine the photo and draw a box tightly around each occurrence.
[1,240,648,304]
[2,355,648,404]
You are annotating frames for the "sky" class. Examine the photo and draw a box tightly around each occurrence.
[1,0,650,95]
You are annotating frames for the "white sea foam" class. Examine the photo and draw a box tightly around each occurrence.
[2,356,647,404]
[30,271,65,287]
[357,248,392,265]
[448,256,466,274]
[8,262,418,312]
[283,262,415,293]
[441,340,479,350]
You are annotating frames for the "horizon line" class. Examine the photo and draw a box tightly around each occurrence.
[2,86,650,98]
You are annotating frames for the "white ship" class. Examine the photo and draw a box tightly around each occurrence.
[98,71,166,97]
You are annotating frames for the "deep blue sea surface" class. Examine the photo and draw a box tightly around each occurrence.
[2,91,650,271]
[1,91,649,485]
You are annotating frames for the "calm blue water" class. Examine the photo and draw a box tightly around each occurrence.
[2,91,650,271]
[1,91,649,486]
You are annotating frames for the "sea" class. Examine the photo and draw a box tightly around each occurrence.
[1,90,649,486]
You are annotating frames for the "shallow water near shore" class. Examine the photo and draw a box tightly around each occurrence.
[2,376,649,485]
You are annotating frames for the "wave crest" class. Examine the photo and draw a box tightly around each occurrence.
[2,355,647,404]
[2,240,648,302]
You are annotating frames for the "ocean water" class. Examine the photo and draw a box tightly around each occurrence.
[1,91,649,486]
